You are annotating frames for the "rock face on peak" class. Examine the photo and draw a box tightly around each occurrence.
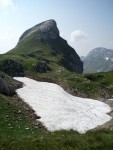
[18,19,59,44]
[8,19,83,73]
[83,47,113,73]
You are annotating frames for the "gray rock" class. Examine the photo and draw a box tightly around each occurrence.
[83,47,113,73]
[0,78,15,96]
[18,19,59,44]
[34,61,52,73]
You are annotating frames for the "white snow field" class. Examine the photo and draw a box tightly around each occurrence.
[14,77,112,133]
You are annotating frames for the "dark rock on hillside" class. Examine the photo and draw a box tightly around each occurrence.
[59,57,82,72]
[83,47,113,73]
[0,77,15,96]
[0,59,25,77]
[34,61,52,73]
[38,57,50,63]
[47,37,83,73]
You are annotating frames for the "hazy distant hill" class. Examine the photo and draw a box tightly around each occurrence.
[82,47,113,73]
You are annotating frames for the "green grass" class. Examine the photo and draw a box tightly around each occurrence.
[1,130,113,150]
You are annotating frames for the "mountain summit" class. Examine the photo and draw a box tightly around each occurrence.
[18,19,59,44]
[8,19,83,73]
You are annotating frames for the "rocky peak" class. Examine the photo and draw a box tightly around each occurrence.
[86,47,113,59]
[87,47,107,57]
[19,19,59,43]
[9,19,83,74]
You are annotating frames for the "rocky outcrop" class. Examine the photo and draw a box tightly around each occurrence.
[18,19,59,44]
[0,59,24,77]
[34,61,52,73]
[0,77,15,96]
[48,37,83,73]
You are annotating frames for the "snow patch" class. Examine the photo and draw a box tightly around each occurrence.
[14,77,112,133]
[105,57,109,60]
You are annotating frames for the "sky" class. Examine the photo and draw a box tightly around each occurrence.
[0,0,113,56]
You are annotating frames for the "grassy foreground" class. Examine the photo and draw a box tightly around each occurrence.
[0,94,113,150]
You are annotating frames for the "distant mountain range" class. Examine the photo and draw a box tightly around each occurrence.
[81,47,113,73]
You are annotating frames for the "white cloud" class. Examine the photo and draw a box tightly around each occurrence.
[69,30,87,42]
[0,0,14,7]
[60,32,64,38]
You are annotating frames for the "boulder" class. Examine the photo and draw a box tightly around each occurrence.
[0,78,15,96]
[0,59,24,77]
[34,61,52,73]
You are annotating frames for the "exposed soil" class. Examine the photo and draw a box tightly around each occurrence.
[11,94,47,131]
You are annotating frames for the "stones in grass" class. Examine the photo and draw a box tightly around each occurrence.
[0,59,24,77]
[34,61,52,73]
[0,77,15,96]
